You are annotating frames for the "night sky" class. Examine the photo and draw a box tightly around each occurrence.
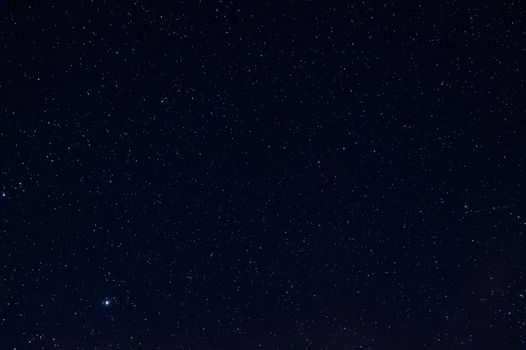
[1,1,525,349]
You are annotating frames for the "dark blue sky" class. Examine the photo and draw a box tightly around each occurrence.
[1,1,525,349]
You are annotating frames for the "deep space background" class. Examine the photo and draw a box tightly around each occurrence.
[1,1,525,349]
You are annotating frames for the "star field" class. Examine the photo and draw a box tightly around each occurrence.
[1,1,525,349]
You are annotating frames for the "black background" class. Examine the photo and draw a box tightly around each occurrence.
[1,1,525,349]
